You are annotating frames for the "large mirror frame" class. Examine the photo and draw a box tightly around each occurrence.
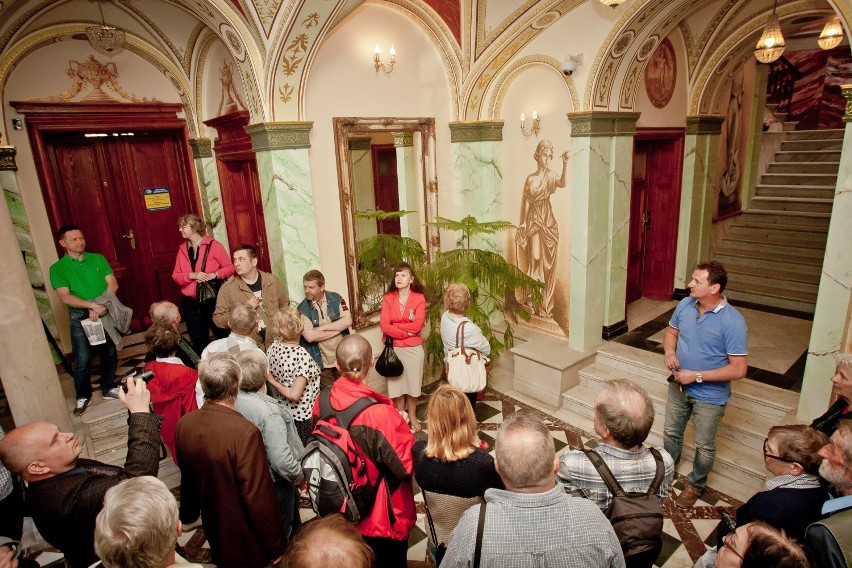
[334,116,439,329]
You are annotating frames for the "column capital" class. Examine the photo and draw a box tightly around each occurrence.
[393,131,414,147]
[842,84,852,121]
[0,146,17,171]
[246,121,313,151]
[685,115,724,134]
[448,121,504,143]
[566,112,641,137]
[188,138,212,158]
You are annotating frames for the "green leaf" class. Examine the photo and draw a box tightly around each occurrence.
[355,209,418,221]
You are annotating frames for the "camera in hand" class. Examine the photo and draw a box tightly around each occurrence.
[119,369,155,392]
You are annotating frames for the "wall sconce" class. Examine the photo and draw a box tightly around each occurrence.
[754,0,785,64]
[520,111,540,137]
[374,44,396,73]
[818,16,844,50]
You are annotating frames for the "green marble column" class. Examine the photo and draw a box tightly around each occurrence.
[349,137,376,240]
[566,112,639,351]
[0,146,71,430]
[797,86,852,420]
[394,131,421,241]
[188,138,228,249]
[675,116,724,290]
[246,122,320,303]
[448,121,504,251]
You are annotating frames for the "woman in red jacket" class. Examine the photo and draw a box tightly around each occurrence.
[379,263,427,432]
[171,214,234,352]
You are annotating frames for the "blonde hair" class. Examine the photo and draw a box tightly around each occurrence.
[273,307,304,342]
[424,384,479,461]
[444,283,471,314]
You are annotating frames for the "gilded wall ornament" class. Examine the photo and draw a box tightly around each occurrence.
[645,38,676,109]
[32,56,150,103]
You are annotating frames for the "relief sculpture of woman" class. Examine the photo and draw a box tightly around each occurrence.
[516,139,569,319]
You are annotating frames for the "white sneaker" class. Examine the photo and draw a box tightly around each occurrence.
[103,387,121,400]
[74,398,91,416]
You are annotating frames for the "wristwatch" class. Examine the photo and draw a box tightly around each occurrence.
[695,371,703,383]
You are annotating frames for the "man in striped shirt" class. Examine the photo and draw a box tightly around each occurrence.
[557,379,675,510]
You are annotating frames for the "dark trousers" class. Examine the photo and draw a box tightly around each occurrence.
[363,536,408,568]
[625,545,662,568]
[182,295,227,353]
[69,308,117,398]
[273,478,301,541]
[466,391,478,412]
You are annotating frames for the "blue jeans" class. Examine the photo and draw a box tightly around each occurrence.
[69,308,117,399]
[663,381,726,489]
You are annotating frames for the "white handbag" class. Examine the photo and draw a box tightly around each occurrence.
[447,320,488,393]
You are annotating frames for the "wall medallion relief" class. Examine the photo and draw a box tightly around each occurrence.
[644,37,676,109]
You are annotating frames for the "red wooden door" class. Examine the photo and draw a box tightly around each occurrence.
[371,145,401,236]
[216,158,270,272]
[627,131,684,302]
[43,131,195,330]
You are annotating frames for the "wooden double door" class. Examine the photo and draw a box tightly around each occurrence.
[18,103,199,331]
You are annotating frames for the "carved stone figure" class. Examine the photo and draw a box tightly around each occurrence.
[217,59,246,115]
[516,139,568,319]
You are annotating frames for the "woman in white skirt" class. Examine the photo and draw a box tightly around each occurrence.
[380,262,427,431]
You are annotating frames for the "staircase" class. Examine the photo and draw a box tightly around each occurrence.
[715,128,841,314]
[560,342,799,498]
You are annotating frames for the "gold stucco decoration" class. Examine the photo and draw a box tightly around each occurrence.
[841,85,852,121]
[0,146,17,171]
[188,138,213,158]
[246,122,313,150]
[32,56,152,103]
[448,121,505,142]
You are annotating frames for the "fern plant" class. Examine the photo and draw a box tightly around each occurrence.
[420,215,543,374]
[354,209,425,312]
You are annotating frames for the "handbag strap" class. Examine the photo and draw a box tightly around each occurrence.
[455,320,468,354]
[473,500,487,568]
[198,239,211,274]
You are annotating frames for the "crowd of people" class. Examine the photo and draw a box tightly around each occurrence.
[0,220,849,568]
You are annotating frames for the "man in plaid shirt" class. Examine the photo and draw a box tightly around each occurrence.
[557,379,675,510]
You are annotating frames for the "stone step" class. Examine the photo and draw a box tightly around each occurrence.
[750,196,834,214]
[767,162,839,174]
[718,260,821,286]
[759,172,837,187]
[728,223,828,244]
[594,343,798,421]
[577,364,776,451]
[724,286,816,313]
[754,184,836,199]
[780,139,843,152]
[721,232,826,253]
[738,210,830,228]
[726,272,819,296]
[784,129,845,140]
[773,150,842,163]
[715,249,823,272]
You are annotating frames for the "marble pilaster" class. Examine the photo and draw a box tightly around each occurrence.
[797,87,852,420]
[448,121,504,251]
[350,136,377,240]
[566,112,639,352]
[395,132,422,241]
[674,116,724,289]
[188,138,228,249]
[0,146,71,430]
[246,122,320,302]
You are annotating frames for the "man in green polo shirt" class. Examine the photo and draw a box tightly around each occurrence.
[49,225,120,415]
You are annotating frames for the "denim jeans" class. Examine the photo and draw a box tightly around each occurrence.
[69,308,117,399]
[663,381,726,489]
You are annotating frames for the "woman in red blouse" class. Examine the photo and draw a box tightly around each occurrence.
[380,262,427,432]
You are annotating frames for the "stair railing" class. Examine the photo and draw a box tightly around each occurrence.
[766,56,802,114]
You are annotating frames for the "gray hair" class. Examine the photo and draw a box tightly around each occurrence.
[149,301,179,325]
[228,303,259,336]
[837,353,852,368]
[494,412,555,488]
[94,476,178,568]
[199,353,240,401]
[596,379,655,448]
[237,349,268,392]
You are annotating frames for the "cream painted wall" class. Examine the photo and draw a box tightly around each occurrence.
[304,4,454,336]
[635,30,688,128]
[500,64,574,335]
[4,42,187,351]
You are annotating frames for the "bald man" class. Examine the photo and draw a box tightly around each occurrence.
[0,379,162,568]
[147,301,199,369]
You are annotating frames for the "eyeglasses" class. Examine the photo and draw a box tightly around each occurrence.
[722,531,744,560]
[762,438,799,464]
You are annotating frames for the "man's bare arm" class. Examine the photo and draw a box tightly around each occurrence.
[663,326,680,370]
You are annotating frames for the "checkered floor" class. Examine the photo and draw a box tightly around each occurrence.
[173,386,738,567]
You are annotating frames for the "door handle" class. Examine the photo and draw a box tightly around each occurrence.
[123,228,136,250]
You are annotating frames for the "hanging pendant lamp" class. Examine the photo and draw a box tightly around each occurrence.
[755,0,785,64]
[598,0,626,7]
[818,16,844,50]
[86,0,126,57]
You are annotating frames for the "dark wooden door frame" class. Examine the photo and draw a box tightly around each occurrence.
[630,127,685,301]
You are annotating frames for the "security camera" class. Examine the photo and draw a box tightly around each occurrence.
[561,54,584,76]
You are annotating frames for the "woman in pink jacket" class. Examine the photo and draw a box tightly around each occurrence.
[380,262,427,432]
[171,214,234,352]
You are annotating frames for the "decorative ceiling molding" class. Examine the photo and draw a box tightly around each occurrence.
[474,0,537,59]
[677,21,696,77]
[488,54,579,119]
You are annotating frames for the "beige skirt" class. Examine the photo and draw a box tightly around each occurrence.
[386,343,424,398]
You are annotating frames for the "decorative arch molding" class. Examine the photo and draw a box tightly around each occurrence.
[689,0,826,115]
[193,31,219,126]
[488,55,580,119]
[0,25,200,136]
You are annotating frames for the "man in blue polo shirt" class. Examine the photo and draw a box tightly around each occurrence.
[662,261,748,509]
[49,225,120,415]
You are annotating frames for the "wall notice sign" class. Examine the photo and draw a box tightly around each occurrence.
[144,187,171,211]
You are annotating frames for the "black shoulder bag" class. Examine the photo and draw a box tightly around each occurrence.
[194,242,223,307]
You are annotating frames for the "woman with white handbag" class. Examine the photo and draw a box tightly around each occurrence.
[440,283,491,410]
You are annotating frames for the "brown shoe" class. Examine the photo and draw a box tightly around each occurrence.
[675,484,704,509]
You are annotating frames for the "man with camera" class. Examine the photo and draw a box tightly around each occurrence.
[0,378,162,568]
